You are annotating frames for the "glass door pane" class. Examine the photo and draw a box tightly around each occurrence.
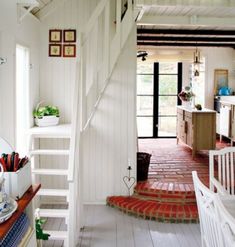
[159,75,178,94]
[159,96,177,116]
[137,96,153,116]
[137,117,153,137]
[137,64,154,137]
[155,62,181,138]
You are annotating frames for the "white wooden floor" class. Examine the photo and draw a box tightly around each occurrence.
[42,205,201,247]
[78,205,201,247]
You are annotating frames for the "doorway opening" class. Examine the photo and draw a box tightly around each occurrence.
[15,44,30,155]
[137,61,182,138]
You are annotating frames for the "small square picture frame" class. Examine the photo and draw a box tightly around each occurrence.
[63,44,76,57]
[49,44,62,57]
[49,29,62,43]
[63,29,76,43]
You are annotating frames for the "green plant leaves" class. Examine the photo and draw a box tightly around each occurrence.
[33,105,60,118]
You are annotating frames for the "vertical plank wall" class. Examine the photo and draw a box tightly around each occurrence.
[38,0,118,204]
[82,28,137,204]
[0,0,40,147]
[39,0,79,203]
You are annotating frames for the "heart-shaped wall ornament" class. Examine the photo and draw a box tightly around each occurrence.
[123,176,136,192]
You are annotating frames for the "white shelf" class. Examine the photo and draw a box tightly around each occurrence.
[28,124,71,138]
[29,149,69,156]
[32,169,68,176]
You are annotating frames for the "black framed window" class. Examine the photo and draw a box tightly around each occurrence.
[137,62,182,138]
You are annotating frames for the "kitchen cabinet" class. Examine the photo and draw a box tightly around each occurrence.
[177,106,216,157]
[216,97,235,144]
[220,103,231,138]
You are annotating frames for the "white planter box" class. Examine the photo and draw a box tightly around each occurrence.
[35,116,59,127]
[3,162,32,200]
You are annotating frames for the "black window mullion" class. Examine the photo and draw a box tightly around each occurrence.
[153,63,159,138]
[177,63,182,105]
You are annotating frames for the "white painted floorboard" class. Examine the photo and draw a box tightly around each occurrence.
[77,205,201,247]
[42,205,201,247]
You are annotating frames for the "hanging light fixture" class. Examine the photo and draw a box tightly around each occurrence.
[193,45,201,77]
[137,50,148,61]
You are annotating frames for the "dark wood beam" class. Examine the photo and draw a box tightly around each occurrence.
[137,36,235,42]
[137,42,235,48]
[137,29,235,36]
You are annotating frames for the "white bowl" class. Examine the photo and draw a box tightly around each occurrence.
[35,116,59,127]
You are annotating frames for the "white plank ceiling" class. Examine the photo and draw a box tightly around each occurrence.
[136,0,235,48]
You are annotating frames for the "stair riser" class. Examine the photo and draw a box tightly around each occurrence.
[107,202,198,223]
[107,196,199,223]
[133,195,196,204]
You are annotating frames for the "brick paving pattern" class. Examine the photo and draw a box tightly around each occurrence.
[107,139,229,223]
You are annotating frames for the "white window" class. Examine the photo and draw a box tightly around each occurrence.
[15,44,30,155]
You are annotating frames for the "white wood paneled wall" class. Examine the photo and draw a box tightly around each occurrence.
[39,0,79,124]
[82,28,137,204]
[38,0,79,202]
[0,0,40,147]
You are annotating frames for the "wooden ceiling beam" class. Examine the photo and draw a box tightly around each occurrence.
[137,36,235,42]
[137,29,235,36]
[137,42,235,48]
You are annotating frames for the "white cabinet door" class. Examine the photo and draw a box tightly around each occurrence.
[220,105,231,137]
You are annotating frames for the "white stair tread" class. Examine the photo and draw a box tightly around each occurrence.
[28,124,71,138]
[40,208,68,218]
[30,149,69,155]
[32,169,68,176]
[37,189,69,197]
[44,230,67,240]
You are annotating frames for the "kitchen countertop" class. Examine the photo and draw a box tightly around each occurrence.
[177,105,216,113]
[216,96,235,105]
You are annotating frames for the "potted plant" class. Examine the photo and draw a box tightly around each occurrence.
[33,102,60,127]
[178,86,194,102]
[178,86,195,108]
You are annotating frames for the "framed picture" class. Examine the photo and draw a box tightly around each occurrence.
[214,69,229,95]
[63,29,76,42]
[49,29,62,42]
[63,44,76,57]
[49,44,62,57]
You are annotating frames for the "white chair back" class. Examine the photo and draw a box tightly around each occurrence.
[192,171,222,247]
[0,137,13,155]
[214,194,235,247]
[209,147,235,195]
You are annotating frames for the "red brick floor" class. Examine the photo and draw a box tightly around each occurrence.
[107,138,230,223]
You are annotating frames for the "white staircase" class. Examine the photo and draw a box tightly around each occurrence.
[28,124,74,246]
[27,1,138,246]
